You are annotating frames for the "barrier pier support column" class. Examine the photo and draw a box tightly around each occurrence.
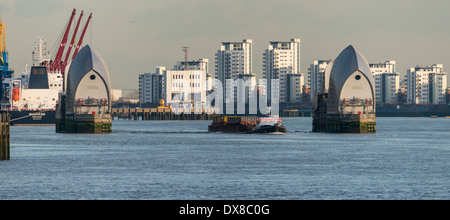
[0,113,10,161]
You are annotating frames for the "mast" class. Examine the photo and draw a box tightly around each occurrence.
[182,46,189,70]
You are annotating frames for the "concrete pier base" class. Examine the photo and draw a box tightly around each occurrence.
[313,113,376,134]
[325,114,376,133]
[313,114,377,134]
[56,114,112,134]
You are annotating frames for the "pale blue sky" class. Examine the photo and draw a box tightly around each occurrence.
[2,0,450,89]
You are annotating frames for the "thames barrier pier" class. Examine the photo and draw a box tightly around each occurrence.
[56,45,112,133]
[313,45,376,133]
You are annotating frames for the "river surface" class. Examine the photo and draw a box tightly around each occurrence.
[1,117,449,200]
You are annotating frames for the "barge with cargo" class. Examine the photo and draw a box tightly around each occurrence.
[208,115,286,134]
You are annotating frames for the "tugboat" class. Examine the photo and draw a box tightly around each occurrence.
[247,117,286,134]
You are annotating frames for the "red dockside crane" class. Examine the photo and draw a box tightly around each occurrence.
[62,10,84,72]
[48,9,93,74]
[50,8,76,73]
[72,12,92,60]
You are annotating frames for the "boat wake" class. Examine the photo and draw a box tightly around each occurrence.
[290,131,313,134]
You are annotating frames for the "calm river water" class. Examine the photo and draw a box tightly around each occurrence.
[1,117,449,200]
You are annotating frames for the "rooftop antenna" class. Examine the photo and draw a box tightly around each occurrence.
[182,46,189,70]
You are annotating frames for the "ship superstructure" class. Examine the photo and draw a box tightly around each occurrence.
[1,9,93,125]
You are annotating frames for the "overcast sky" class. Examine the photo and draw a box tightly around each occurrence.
[2,0,450,89]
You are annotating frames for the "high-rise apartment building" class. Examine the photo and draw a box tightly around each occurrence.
[139,66,166,104]
[263,39,302,104]
[407,64,448,104]
[309,59,333,102]
[215,39,254,105]
[286,74,304,104]
[369,61,400,104]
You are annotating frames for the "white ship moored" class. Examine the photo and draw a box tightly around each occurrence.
[2,37,63,112]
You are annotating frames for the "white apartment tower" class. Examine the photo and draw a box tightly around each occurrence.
[407,64,448,104]
[215,39,254,104]
[263,38,302,104]
[369,61,400,104]
[286,74,304,104]
[309,59,333,102]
